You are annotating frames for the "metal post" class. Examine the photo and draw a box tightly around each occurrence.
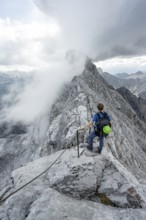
[77,130,80,158]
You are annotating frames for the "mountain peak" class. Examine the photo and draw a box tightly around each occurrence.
[85,58,97,73]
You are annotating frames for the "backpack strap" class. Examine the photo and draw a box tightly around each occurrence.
[97,112,107,119]
[96,112,101,119]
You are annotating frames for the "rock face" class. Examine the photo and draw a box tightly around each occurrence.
[101,71,146,99]
[1,60,146,219]
[117,87,146,123]
[1,148,146,220]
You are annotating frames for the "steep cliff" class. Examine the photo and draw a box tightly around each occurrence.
[117,87,146,123]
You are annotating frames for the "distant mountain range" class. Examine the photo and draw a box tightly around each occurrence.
[115,72,129,78]
[101,71,146,99]
[115,71,146,79]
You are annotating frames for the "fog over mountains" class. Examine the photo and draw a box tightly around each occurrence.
[1,60,146,219]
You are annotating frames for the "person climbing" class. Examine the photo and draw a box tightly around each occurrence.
[82,103,112,154]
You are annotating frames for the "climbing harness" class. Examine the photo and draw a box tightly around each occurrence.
[0,149,66,206]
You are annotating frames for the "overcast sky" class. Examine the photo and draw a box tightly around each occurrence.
[0,0,146,74]
[1,0,146,122]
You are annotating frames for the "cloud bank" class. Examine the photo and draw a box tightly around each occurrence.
[2,59,85,123]
[0,17,60,68]
[34,0,146,60]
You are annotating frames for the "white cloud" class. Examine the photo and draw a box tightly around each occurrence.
[0,64,33,72]
[3,57,85,123]
[0,14,60,68]
[95,56,146,74]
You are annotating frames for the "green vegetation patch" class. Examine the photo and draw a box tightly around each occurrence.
[97,193,117,207]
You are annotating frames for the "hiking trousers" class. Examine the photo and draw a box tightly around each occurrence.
[88,130,104,153]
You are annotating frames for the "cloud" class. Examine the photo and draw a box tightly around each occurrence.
[95,56,146,74]
[0,18,60,67]
[95,0,146,60]
[1,0,146,67]
[0,0,33,20]
[2,0,146,69]
[2,57,85,123]
[34,0,146,61]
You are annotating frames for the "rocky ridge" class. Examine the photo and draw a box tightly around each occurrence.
[0,60,146,219]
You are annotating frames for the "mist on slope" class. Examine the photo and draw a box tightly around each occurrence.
[1,55,85,123]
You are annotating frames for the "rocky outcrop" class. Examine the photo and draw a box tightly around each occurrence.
[0,134,38,190]
[0,148,146,219]
[2,188,146,220]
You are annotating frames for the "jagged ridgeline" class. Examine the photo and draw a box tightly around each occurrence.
[1,60,146,219]
[101,70,146,100]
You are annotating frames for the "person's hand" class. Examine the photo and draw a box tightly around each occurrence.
[77,126,86,131]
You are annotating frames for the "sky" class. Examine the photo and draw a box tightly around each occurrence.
[1,0,146,123]
[0,0,146,74]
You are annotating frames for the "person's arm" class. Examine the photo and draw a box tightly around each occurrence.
[79,114,97,131]
[79,121,93,131]
[85,114,98,129]
[84,121,93,130]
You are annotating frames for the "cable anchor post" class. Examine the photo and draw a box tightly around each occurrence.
[76,130,80,158]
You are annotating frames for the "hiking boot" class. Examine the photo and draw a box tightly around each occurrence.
[86,145,93,152]
[79,143,89,148]
[97,147,101,154]
[94,147,101,154]
[93,148,99,153]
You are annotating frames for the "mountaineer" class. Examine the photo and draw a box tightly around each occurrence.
[82,103,112,154]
